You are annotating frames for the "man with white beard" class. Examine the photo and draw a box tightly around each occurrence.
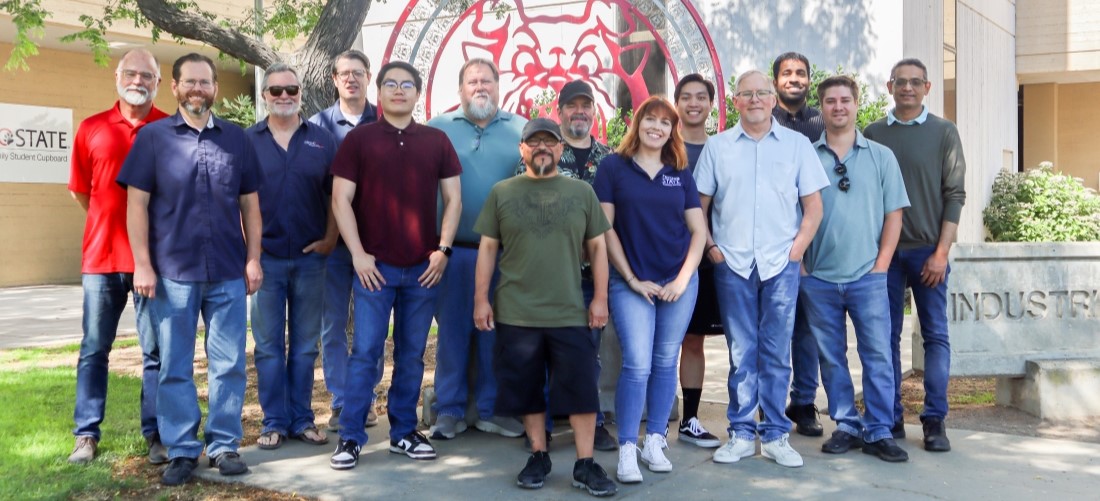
[245,63,338,451]
[67,48,168,465]
[426,58,527,440]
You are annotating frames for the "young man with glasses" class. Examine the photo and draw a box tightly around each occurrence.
[864,58,967,453]
[246,63,338,451]
[800,76,910,463]
[308,50,382,432]
[329,61,462,469]
[694,70,828,468]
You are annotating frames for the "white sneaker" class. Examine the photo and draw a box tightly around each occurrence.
[761,434,804,468]
[617,442,643,483]
[640,433,672,472]
[712,436,756,464]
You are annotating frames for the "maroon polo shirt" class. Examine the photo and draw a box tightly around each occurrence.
[330,118,462,267]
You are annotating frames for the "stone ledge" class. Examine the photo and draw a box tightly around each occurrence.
[995,357,1100,419]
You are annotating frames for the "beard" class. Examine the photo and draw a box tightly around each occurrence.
[117,84,154,106]
[268,101,301,118]
[527,151,556,176]
[778,89,806,110]
[465,95,497,121]
[179,91,214,117]
[566,115,591,138]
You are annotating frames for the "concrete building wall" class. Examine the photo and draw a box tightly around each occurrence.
[1017,0,1100,83]
[1022,81,1100,190]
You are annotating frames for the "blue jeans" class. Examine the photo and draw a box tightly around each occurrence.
[152,278,247,460]
[799,273,894,442]
[433,247,498,420]
[789,302,820,406]
[611,270,698,445]
[321,243,384,411]
[73,273,160,440]
[888,245,951,422]
[713,261,799,443]
[251,252,326,436]
[341,261,437,443]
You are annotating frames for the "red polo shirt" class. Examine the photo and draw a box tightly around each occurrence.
[68,102,168,273]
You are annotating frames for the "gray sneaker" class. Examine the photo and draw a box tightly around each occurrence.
[68,435,97,463]
[430,414,468,440]
[366,409,378,428]
[327,407,342,431]
[475,415,525,438]
[146,434,168,465]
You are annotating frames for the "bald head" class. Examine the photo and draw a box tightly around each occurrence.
[115,48,161,107]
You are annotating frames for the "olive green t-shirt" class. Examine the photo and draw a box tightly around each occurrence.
[474,174,610,327]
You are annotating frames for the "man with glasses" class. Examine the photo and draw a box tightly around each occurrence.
[119,52,264,485]
[474,118,616,497]
[801,76,910,463]
[329,61,462,469]
[770,51,827,438]
[426,58,526,441]
[246,63,337,451]
[67,48,168,465]
[694,70,828,468]
[308,50,382,431]
[864,58,967,453]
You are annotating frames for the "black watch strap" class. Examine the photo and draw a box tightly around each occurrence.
[438,245,453,257]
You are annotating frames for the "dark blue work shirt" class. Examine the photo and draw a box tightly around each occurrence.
[308,101,378,144]
[246,118,337,258]
[593,153,701,282]
[117,113,264,282]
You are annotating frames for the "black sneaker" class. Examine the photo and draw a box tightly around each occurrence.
[390,431,437,460]
[821,430,864,454]
[784,403,823,437]
[593,424,618,451]
[330,439,361,470]
[678,417,721,448]
[863,438,909,462]
[161,457,198,486]
[209,451,248,476]
[523,430,553,452]
[517,451,552,489]
[572,458,617,497]
[891,421,906,439]
[922,418,951,452]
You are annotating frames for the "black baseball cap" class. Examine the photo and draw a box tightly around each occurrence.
[558,80,595,106]
[521,118,562,142]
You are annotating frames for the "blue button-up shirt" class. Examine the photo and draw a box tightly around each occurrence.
[308,101,378,144]
[117,113,264,282]
[693,118,830,280]
[246,118,337,258]
[886,105,929,126]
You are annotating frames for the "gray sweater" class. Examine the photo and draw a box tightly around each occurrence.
[864,113,966,250]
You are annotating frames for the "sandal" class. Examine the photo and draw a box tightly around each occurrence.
[257,431,285,450]
[293,425,329,446]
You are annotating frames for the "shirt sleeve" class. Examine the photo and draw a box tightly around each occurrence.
[330,129,362,183]
[239,134,264,195]
[473,186,501,239]
[116,127,156,192]
[941,122,967,224]
[879,146,911,213]
[68,120,93,194]
[585,187,612,239]
[681,170,702,210]
[795,136,830,197]
[438,132,463,179]
[692,140,718,197]
[592,155,616,203]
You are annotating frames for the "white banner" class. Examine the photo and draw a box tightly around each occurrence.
[0,103,73,183]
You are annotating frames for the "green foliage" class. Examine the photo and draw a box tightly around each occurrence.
[983,162,1100,242]
[2,0,48,71]
[238,0,325,47]
[605,107,633,150]
[528,87,557,120]
[215,94,256,129]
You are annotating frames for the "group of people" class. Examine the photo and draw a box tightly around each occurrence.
[67,45,964,498]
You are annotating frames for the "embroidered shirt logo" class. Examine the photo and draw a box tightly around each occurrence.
[661,175,681,187]
[304,140,325,149]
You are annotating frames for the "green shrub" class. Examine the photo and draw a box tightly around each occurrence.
[983,162,1100,242]
[215,94,256,129]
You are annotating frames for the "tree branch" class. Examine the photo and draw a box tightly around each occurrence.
[135,0,281,67]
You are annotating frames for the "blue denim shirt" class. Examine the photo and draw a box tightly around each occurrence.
[307,101,378,144]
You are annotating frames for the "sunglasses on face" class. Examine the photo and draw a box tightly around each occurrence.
[266,85,300,97]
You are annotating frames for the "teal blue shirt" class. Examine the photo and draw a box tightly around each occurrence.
[804,131,911,283]
[429,109,527,244]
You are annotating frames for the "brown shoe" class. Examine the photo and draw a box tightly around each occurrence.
[68,435,97,463]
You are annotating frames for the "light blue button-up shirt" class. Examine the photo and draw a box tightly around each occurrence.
[693,118,829,281]
[886,105,929,126]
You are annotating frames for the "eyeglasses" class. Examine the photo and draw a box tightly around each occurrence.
[178,79,215,89]
[890,78,927,89]
[734,89,775,100]
[381,80,417,92]
[266,85,300,97]
[834,162,851,192]
[336,70,367,81]
[120,69,157,83]
[524,136,560,147]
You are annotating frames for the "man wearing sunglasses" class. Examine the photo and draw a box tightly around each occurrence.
[801,76,910,463]
[864,58,967,453]
[694,70,828,469]
[245,63,338,451]
[329,61,462,469]
[426,58,527,441]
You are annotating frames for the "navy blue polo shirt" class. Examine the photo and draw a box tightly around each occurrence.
[593,153,701,282]
[308,101,378,144]
[246,118,337,258]
[117,113,264,282]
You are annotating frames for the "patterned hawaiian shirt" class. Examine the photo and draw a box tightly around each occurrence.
[514,136,613,186]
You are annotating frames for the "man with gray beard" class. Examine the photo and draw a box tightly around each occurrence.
[67,48,168,465]
[426,58,527,440]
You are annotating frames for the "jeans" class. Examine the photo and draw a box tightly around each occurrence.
[73,273,160,440]
[713,260,799,443]
[341,261,438,443]
[321,243,384,411]
[799,273,894,442]
[434,247,498,420]
[611,270,698,445]
[152,278,247,460]
[789,302,821,406]
[251,252,326,436]
[887,245,951,422]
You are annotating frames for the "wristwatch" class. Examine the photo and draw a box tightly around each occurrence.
[438,245,453,257]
